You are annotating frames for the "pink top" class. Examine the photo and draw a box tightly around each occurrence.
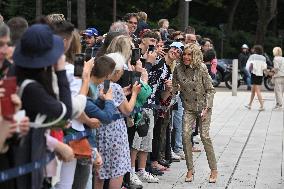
[211,58,217,74]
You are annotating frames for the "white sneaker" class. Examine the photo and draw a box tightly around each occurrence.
[137,171,159,183]
[171,151,181,160]
[175,151,185,159]
[130,172,143,187]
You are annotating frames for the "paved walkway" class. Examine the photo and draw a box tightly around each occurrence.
[143,90,284,189]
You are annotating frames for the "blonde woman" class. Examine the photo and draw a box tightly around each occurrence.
[272,47,284,109]
[172,43,217,183]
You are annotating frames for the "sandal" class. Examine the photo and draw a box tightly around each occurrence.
[209,170,218,183]
[185,170,194,182]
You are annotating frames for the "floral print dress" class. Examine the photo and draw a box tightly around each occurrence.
[97,82,131,179]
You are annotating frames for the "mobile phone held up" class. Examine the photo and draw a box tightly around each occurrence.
[131,48,141,65]
[1,76,17,120]
[84,47,95,61]
[103,80,110,94]
[74,53,85,77]
[148,45,155,53]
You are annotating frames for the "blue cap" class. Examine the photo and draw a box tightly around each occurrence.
[83,27,99,37]
[170,42,184,52]
[13,24,64,69]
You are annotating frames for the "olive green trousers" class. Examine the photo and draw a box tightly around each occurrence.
[182,109,217,171]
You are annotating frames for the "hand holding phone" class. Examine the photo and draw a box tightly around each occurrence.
[131,48,141,65]
[148,45,155,53]
[103,80,110,94]
[74,54,85,77]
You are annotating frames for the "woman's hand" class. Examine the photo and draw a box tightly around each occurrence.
[99,88,113,101]
[94,151,103,172]
[87,118,101,129]
[11,94,22,111]
[82,58,94,81]
[0,119,18,139]
[19,116,30,136]
[164,79,173,92]
[201,108,208,121]
[123,85,132,96]
[132,82,141,95]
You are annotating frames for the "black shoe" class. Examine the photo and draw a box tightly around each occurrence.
[247,86,251,90]
[129,184,143,189]
[171,158,180,162]
[146,166,164,176]
[158,159,171,168]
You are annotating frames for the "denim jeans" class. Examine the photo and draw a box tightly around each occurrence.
[172,95,184,153]
[241,67,251,87]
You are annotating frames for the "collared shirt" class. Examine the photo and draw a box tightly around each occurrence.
[173,63,215,112]
[147,58,171,105]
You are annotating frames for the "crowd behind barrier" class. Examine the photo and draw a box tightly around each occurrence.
[0,11,283,189]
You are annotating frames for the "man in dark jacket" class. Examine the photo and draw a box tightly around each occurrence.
[238,44,251,90]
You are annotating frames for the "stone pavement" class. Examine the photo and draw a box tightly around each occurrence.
[143,90,284,189]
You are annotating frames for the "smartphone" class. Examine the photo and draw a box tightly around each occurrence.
[163,47,170,53]
[84,47,94,61]
[131,71,141,86]
[103,80,110,94]
[140,58,146,68]
[74,53,85,77]
[1,77,17,120]
[148,45,155,53]
[131,48,141,65]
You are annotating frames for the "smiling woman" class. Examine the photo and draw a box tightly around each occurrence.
[172,43,218,183]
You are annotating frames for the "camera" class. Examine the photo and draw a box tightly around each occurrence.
[131,48,141,65]
[74,53,85,77]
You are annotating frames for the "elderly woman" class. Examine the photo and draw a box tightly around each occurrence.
[172,43,217,183]
[272,47,284,110]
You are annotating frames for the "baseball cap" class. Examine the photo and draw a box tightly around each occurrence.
[170,42,184,52]
[241,44,249,49]
[83,27,99,37]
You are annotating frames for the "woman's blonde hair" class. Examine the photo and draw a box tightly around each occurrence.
[273,47,282,57]
[183,43,203,68]
[65,30,81,63]
[106,35,132,61]
[137,11,147,22]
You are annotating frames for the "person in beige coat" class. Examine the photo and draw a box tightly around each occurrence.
[172,43,217,183]
[272,47,284,110]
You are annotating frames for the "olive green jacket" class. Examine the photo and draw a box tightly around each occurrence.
[172,63,215,112]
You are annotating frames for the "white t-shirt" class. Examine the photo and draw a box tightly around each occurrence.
[65,63,86,131]
[273,56,284,77]
[246,54,267,76]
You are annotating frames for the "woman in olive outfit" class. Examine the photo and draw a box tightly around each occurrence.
[172,43,218,183]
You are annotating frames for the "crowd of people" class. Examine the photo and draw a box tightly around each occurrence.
[0,10,283,189]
